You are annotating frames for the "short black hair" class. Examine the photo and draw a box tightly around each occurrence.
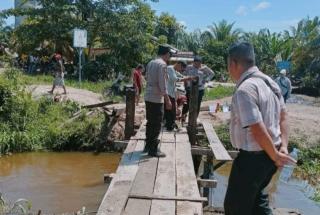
[136,64,144,70]
[194,56,202,63]
[228,42,255,67]
[177,60,187,68]
[158,45,172,56]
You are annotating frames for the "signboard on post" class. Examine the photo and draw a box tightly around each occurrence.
[73,29,87,84]
[73,29,87,48]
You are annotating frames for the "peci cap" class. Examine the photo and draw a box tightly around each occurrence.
[158,45,177,56]
[194,56,202,63]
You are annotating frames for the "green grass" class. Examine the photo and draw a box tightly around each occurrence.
[0,68,108,155]
[203,85,235,101]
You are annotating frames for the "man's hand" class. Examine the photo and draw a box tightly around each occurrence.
[273,151,296,168]
[165,99,172,110]
[279,146,289,155]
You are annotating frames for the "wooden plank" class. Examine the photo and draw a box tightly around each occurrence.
[150,133,176,215]
[97,126,145,215]
[82,101,115,109]
[130,194,206,202]
[124,156,158,215]
[191,147,238,159]
[176,130,203,215]
[197,178,217,188]
[202,121,232,161]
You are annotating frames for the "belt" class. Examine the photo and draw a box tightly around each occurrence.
[239,145,281,155]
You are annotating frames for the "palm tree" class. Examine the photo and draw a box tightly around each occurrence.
[205,20,241,42]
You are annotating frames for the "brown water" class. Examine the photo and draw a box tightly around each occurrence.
[213,163,320,215]
[0,152,121,214]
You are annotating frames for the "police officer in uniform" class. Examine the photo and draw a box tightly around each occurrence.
[224,42,296,215]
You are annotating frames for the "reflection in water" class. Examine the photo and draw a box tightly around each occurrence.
[213,162,320,215]
[0,152,121,214]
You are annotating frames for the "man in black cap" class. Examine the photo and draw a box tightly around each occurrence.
[144,45,174,157]
[182,56,214,120]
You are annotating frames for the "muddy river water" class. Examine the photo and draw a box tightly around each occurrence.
[0,153,319,214]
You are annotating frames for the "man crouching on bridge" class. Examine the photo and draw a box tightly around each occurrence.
[224,42,296,215]
[144,45,174,157]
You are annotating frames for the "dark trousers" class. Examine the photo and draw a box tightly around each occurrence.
[224,151,277,215]
[164,96,176,130]
[145,101,163,153]
[182,89,205,116]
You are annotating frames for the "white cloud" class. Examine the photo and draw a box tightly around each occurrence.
[253,1,271,11]
[236,6,247,16]
[178,20,187,27]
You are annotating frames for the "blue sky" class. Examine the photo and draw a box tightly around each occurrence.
[1,0,320,32]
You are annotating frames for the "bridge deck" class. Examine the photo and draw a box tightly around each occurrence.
[97,124,204,215]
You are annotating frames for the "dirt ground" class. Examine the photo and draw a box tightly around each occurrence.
[199,94,320,148]
[28,84,104,106]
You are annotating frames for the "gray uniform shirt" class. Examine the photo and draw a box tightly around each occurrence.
[144,58,168,103]
[184,65,214,90]
[230,66,286,151]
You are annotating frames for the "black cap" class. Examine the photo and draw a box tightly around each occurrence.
[158,45,176,56]
[194,56,202,62]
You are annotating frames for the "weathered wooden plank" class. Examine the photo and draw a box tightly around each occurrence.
[124,156,158,215]
[130,194,206,202]
[191,147,238,159]
[150,200,175,215]
[150,133,176,215]
[97,137,145,215]
[176,130,203,215]
[202,121,232,161]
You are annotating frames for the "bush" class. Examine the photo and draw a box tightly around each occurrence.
[0,69,105,155]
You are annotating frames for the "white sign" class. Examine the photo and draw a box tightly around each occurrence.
[73,29,87,48]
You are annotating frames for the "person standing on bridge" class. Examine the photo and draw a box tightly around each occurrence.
[182,56,214,121]
[144,45,174,157]
[164,61,196,131]
[224,42,296,215]
[275,69,292,103]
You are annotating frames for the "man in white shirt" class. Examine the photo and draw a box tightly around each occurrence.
[224,42,296,215]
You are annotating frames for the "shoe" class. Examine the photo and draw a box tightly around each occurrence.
[148,151,166,158]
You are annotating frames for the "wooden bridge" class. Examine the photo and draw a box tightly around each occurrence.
[95,81,233,215]
[96,83,301,215]
[97,119,233,215]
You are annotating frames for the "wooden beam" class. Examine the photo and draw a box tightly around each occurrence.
[191,147,239,159]
[125,85,136,139]
[129,194,207,203]
[202,121,232,161]
[81,101,115,109]
[113,140,128,149]
[197,178,217,188]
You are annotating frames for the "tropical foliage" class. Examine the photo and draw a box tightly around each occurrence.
[0,1,320,91]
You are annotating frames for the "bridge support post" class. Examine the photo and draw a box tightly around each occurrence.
[187,77,201,175]
[125,85,135,139]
